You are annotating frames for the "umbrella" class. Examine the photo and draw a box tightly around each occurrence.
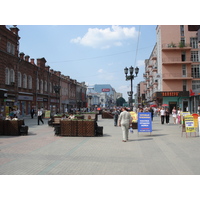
[162,104,169,107]
[150,104,157,107]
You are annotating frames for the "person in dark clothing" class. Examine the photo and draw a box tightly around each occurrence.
[149,107,154,121]
[165,108,170,124]
[37,108,44,125]
[112,108,120,126]
[30,107,35,119]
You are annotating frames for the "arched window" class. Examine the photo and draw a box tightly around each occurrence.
[5,68,10,85]
[44,80,47,92]
[40,80,43,93]
[23,74,27,88]
[18,72,22,87]
[28,75,32,89]
[49,82,52,93]
[10,69,15,83]
[37,78,39,90]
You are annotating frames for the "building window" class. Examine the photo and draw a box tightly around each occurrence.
[191,51,199,62]
[5,68,10,85]
[23,74,27,88]
[49,82,52,93]
[182,64,187,77]
[37,78,39,90]
[7,42,15,55]
[190,37,198,49]
[10,69,15,83]
[192,80,200,90]
[40,80,43,93]
[180,25,184,37]
[192,65,200,78]
[28,75,32,89]
[44,81,47,92]
[183,80,187,91]
[18,72,22,87]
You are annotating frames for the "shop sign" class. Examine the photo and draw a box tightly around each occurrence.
[18,95,33,101]
[155,91,189,97]
[43,98,48,102]
[37,97,43,102]
[102,88,110,92]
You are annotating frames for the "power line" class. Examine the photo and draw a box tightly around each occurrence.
[47,45,153,64]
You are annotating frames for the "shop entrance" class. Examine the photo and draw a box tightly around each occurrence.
[169,102,177,113]
[183,101,188,112]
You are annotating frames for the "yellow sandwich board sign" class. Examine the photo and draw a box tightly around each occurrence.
[184,115,195,133]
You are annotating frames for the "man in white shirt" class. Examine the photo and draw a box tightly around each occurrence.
[37,108,44,125]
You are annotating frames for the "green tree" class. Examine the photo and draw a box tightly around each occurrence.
[116,97,126,106]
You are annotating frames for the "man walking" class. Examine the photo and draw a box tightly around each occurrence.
[118,107,132,142]
[37,108,44,125]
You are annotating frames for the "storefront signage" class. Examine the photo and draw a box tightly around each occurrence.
[138,112,152,133]
[18,95,33,101]
[162,92,179,97]
[102,88,110,92]
[155,91,189,97]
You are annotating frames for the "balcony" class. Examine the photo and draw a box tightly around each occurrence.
[152,66,158,72]
[162,73,193,80]
[162,43,192,51]
[162,58,192,65]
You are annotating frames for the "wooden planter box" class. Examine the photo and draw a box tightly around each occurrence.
[60,120,95,137]
[102,112,114,119]
[0,120,25,136]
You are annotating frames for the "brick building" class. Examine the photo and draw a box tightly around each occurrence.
[0,25,87,117]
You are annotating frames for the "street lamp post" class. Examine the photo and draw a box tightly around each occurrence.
[124,66,139,110]
[54,85,61,113]
[88,94,92,111]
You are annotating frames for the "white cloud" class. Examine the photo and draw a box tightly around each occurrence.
[70,25,138,49]
[97,68,115,81]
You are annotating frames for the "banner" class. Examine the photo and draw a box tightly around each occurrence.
[184,115,195,133]
[138,112,152,133]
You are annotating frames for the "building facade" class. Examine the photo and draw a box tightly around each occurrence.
[0,25,87,117]
[143,25,200,113]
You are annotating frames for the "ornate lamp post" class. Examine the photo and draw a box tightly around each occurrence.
[88,94,92,111]
[124,66,139,110]
[53,85,61,113]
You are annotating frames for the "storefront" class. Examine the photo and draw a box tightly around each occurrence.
[18,94,33,116]
[0,89,7,117]
[154,91,190,112]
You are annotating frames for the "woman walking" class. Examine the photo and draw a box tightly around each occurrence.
[172,107,177,124]
[118,107,132,142]
[160,107,165,124]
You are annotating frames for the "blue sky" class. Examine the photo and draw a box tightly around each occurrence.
[17,25,157,100]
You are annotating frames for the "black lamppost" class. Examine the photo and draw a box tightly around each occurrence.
[54,85,61,113]
[124,66,139,110]
[88,94,92,111]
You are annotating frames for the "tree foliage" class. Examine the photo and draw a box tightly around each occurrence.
[116,97,126,106]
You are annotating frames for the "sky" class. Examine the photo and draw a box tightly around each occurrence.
[16,25,157,100]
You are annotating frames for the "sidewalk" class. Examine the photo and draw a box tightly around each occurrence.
[1,115,200,175]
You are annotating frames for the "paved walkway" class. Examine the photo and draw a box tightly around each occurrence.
[1,115,200,175]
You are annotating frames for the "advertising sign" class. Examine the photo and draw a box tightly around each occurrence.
[102,88,110,92]
[184,115,195,133]
[138,112,152,133]
[44,110,51,118]
[129,111,137,123]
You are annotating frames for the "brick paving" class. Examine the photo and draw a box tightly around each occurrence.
[1,115,200,175]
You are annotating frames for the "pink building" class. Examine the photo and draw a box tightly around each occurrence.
[143,25,200,113]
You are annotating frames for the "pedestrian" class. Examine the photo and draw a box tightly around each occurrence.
[172,107,177,124]
[149,107,154,121]
[16,108,21,119]
[165,108,170,124]
[37,108,44,125]
[30,107,35,119]
[160,107,165,124]
[177,108,181,124]
[112,108,120,126]
[118,107,133,142]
